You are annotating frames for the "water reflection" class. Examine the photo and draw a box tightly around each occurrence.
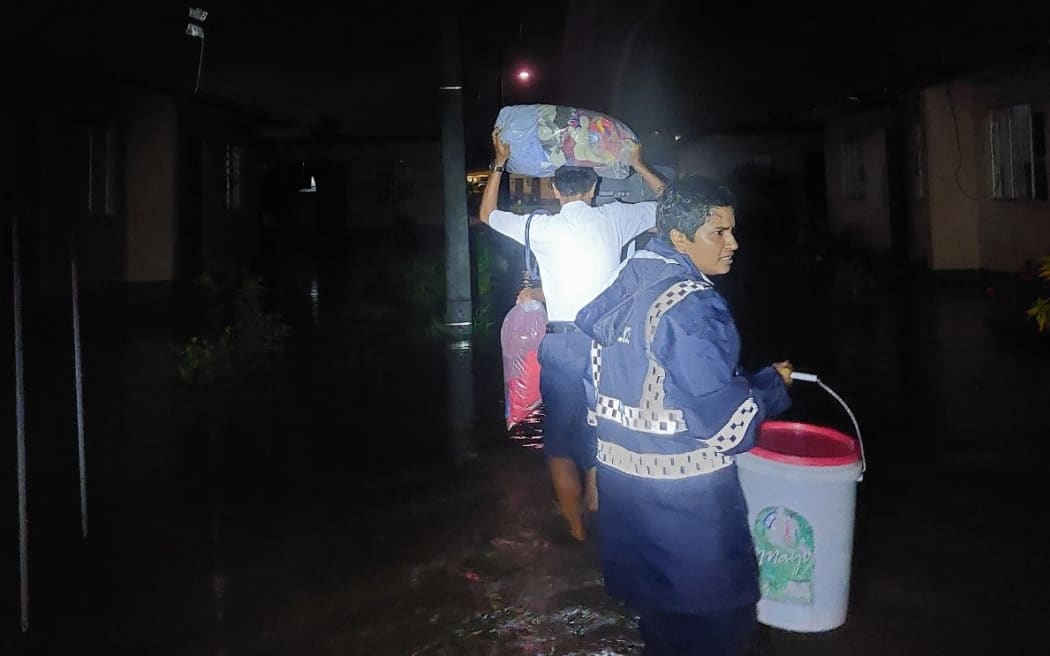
[508,408,545,450]
[5,243,1048,654]
[309,276,320,326]
[446,339,477,464]
[207,426,228,656]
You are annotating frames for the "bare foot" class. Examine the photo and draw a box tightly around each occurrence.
[567,518,586,542]
[552,500,586,542]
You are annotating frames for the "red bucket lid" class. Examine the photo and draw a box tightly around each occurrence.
[750,420,860,466]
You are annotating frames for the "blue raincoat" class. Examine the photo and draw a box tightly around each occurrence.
[574,237,791,615]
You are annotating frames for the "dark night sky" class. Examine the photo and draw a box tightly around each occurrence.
[12,2,1050,166]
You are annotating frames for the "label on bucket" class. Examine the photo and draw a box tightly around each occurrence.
[753,506,815,605]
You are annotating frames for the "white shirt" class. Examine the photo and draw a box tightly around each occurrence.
[489,200,656,322]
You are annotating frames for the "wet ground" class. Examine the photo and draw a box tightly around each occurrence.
[1,235,1048,655]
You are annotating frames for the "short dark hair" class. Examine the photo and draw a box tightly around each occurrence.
[656,176,736,241]
[553,166,599,196]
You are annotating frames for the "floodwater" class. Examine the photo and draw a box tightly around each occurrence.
[1,231,1048,655]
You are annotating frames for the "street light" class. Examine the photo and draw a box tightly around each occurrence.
[498,60,533,107]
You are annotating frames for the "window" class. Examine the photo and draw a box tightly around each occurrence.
[843,135,865,199]
[87,125,117,215]
[910,122,927,200]
[990,104,1047,200]
[224,145,244,211]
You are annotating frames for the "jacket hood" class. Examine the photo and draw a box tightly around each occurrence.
[575,237,707,346]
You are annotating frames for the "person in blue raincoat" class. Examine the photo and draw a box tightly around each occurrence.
[574,176,795,656]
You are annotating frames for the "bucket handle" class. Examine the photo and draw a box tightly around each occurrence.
[790,372,867,481]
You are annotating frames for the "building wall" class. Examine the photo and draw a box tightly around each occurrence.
[125,92,177,282]
[280,139,446,231]
[824,114,894,251]
[923,83,984,270]
[922,68,1050,273]
[507,175,556,203]
[36,113,87,299]
[966,70,1050,272]
[27,103,129,300]
[346,140,445,228]
[910,181,933,265]
[201,141,260,269]
[825,71,1050,273]
[677,132,822,220]
[909,101,934,266]
[176,102,267,276]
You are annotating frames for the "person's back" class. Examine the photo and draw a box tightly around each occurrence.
[478,130,665,541]
[517,197,655,322]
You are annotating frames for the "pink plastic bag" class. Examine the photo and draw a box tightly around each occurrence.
[500,299,547,428]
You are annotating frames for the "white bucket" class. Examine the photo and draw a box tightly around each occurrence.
[737,420,863,632]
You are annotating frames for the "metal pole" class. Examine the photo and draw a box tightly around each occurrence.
[440,3,473,337]
[12,216,30,632]
[70,238,88,538]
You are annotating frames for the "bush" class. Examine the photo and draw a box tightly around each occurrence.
[1025,256,1050,333]
[175,266,291,386]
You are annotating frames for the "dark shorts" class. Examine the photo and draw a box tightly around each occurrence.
[638,605,757,656]
[537,330,596,468]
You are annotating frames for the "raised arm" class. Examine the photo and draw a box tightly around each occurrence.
[626,141,666,197]
[479,129,511,225]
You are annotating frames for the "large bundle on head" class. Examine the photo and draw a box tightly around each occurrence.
[495,104,638,179]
